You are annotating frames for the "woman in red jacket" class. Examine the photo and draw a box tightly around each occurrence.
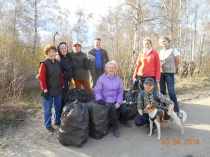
[39,44,64,132]
[133,38,161,90]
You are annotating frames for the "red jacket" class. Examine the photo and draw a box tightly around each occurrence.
[39,63,64,91]
[133,49,161,81]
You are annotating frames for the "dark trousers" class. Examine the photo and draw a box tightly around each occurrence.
[109,103,130,130]
[92,69,104,88]
[159,73,179,112]
[135,113,149,126]
[64,79,71,94]
[137,76,156,91]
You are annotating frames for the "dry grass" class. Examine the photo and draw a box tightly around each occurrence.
[175,75,210,95]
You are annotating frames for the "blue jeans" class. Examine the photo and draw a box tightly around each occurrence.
[135,113,149,126]
[159,73,179,112]
[109,103,130,130]
[42,94,62,128]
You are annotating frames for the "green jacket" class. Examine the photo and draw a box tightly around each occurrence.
[88,48,109,77]
[69,51,89,80]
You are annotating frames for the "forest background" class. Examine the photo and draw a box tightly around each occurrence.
[0,0,210,124]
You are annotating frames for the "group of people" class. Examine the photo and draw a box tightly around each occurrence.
[38,36,182,138]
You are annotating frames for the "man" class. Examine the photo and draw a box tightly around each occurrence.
[135,78,174,127]
[69,41,92,99]
[88,38,109,89]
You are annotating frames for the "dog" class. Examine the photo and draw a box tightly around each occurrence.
[144,104,187,141]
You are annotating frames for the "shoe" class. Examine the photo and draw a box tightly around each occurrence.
[176,112,183,119]
[145,123,149,128]
[123,122,132,128]
[54,123,61,126]
[46,126,54,132]
[113,130,120,137]
[147,127,156,135]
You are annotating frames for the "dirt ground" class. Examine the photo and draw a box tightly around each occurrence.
[0,85,210,157]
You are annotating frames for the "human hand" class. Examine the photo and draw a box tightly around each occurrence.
[44,92,50,100]
[55,54,61,62]
[115,102,120,109]
[36,74,40,79]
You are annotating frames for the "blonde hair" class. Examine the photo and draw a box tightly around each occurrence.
[143,38,152,46]
[159,35,171,43]
[105,60,118,69]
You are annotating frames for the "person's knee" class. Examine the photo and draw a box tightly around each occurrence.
[135,116,146,126]
[120,105,130,115]
[109,104,117,112]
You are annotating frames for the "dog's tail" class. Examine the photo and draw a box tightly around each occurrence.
[180,110,187,123]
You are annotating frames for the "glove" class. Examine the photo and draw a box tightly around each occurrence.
[164,114,171,120]
[44,92,50,100]
[141,114,148,123]
[97,99,106,106]
[87,54,95,61]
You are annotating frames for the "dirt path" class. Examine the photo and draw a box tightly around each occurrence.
[0,87,210,157]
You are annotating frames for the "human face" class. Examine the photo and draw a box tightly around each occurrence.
[160,38,169,49]
[73,44,81,53]
[94,40,101,49]
[47,49,56,60]
[106,64,116,77]
[59,44,67,56]
[143,82,154,93]
[143,40,152,51]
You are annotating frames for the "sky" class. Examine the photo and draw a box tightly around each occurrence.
[58,0,122,44]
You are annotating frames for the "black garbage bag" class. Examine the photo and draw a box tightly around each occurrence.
[123,90,140,120]
[59,100,89,147]
[64,88,89,104]
[87,100,110,139]
[123,90,140,103]
[127,104,137,120]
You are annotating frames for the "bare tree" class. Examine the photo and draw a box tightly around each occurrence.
[72,8,93,44]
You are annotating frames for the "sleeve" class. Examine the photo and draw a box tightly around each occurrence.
[155,51,161,81]
[173,48,180,57]
[94,77,103,101]
[133,53,142,79]
[137,91,144,110]
[60,69,64,87]
[84,53,91,70]
[104,50,109,63]
[116,78,123,104]
[157,91,174,106]
[39,63,47,91]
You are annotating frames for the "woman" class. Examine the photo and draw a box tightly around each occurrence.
[57,42,74,95]
[69,41,92,99]
[39,44,64,132]
[159,35,181,114]
[133,38,161,90]
[95,61,132,137]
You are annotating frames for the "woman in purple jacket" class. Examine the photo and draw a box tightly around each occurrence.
[94,60,132,137]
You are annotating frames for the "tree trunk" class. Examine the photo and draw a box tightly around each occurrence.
[32,0,37,56]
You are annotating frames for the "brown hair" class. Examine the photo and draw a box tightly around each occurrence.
[159,35,171,43]
[143,38,152,46]
[94,38,101,41]
[44,44,57,55]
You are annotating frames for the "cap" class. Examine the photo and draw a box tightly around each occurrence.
[144,78,155,86]
[73,41,81,46]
